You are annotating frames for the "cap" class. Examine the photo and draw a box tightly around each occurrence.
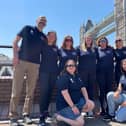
[96,36,108,46]
[99,38,107,43]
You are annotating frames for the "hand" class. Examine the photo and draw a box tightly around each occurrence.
[121,101,126,107]
[113,91,120,99]
[13,56,19,66]
[71,106,80,115]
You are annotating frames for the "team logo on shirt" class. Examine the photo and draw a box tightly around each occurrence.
[106,50,111,54]
[30,30,34,35]
[72,52,77,55]
[70,78,74,83]
[53,48,57,52]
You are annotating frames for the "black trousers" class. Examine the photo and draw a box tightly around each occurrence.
[39,72,57,115]
[79,70,96,100]
[115,67,121,86]
[97,69,113,113]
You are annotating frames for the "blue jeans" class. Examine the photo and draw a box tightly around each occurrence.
[107,91,126,122]
[57,98,85,120]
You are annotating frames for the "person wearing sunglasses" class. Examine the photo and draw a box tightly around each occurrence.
[58,35,78,73]
[9,16,47,126]
[96,36,114,116]
[114,37,126,86]
[55,59,94,126]
[38,31,59,126]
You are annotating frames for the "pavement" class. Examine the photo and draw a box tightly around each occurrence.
[0,117,126,126]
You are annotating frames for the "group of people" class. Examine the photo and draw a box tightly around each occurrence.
[8,16,126,126]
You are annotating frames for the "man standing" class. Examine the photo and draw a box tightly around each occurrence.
[9,16,47,126]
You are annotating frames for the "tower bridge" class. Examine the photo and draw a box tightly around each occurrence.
[80,0,126,45]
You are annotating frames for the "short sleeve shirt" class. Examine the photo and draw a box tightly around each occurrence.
[18,25,47,64]
[56,72,86,111]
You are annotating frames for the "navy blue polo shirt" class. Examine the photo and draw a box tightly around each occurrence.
[56,72,86,111]
[96,47,114,70]
[114,47,126,70]
[40,45,59,73]
[58,48,78,72]
[77,47,96,72]
[18,25,47,64]
[119,74,126,93]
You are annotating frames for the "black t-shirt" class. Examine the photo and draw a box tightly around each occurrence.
[18,25,47,64]
[56,72,85,111]
[96,47,114,70]
[58,48,78,72]
[40,45,59,73]
[77,47,96,72]
[114,47,126,70]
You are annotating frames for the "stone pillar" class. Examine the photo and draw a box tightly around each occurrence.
[114,0,126,45]
[80,24,85,44]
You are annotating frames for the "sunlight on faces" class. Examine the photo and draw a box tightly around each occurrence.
[66,60,76,74]
[85,36,93,48]
[115,39,123,49]
[36,16,47,31]
[99,39,107,48]
[65,36,73,48]
[47,32,56,44]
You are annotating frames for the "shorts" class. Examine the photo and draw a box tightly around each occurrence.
[57,98,86,120]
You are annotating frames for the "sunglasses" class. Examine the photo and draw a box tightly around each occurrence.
[100,39,107,42]
[65,39,72,42]
[116,39,122,42]
[66,64,76,68]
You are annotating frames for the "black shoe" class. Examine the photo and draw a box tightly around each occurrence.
[38,119,46,126]
[103,114,115,121]
[23,115,32,124]
[100,111,107,116]
[10,119,18,126]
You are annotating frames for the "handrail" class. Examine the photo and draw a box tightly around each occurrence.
[0,45,12,48]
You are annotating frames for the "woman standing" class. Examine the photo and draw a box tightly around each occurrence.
[77,35,96,101]
[39,31,59,126]
[58,35,78,73]
[96,37,114,115]
[55,59,94,126]
[114,38,126,86]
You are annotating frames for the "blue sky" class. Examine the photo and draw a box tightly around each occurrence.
[0,0,114,58]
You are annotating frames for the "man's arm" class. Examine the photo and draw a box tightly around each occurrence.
[13,35,22,66]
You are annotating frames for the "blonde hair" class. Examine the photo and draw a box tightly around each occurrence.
[80,34,93,51]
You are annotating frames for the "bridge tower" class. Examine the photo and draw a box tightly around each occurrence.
[115,0,126,45]
[80,24,85,44]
